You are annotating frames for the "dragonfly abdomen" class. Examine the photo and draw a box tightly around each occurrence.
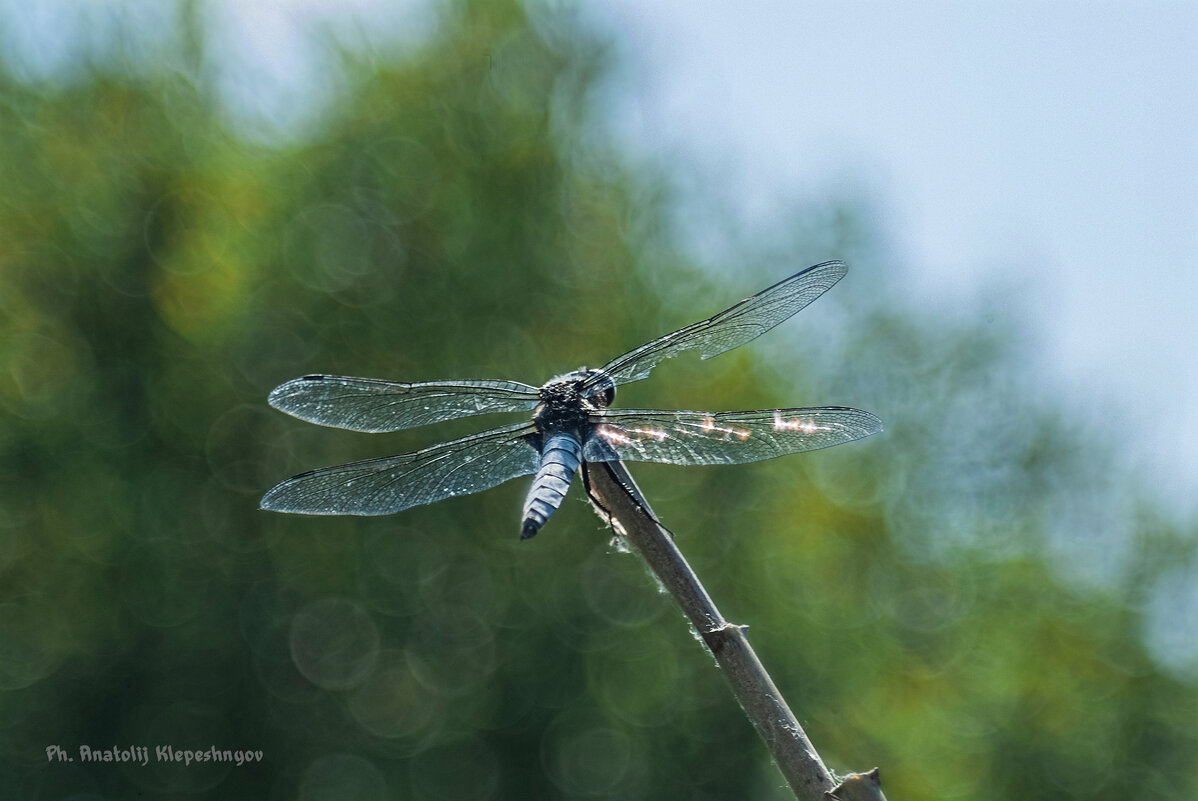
[521,432,583,539]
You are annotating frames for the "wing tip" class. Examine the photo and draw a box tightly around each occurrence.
[840,408,884,439]
[267,374,334,405]
[266,380,299,411]
[259,472,316,513]
[259,484,286,512]
[806,259,849,286]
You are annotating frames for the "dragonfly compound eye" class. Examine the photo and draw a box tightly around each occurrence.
[584,371,616,408]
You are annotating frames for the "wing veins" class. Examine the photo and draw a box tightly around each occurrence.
[261,421,538,515]
[369,429,524,509]
[369,424,533,504]
[267,375,540,433]
[588,261,846,389]
[584,407,882,466]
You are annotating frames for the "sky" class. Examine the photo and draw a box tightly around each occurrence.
[587,1,1198,516]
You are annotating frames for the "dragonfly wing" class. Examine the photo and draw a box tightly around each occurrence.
[260,421,541,515]
[268,374,540,432]
[583,407,882,466]
[588,261,847,389]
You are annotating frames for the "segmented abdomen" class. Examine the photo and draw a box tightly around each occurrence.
[521,433,583,539]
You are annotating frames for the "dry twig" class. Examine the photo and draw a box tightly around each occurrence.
[583,460,887,801]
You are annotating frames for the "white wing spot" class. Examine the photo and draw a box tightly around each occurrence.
[701,416,751,440]
[597,424,668,445]
[596,424,631,445]
[773,413,825,433]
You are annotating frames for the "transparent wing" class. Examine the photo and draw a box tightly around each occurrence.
[582,407,882,466]
[260,422,540,515]
[587,261,847,390]
[268,374,541,433]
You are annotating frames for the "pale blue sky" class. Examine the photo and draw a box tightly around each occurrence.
[590,1,1198,515]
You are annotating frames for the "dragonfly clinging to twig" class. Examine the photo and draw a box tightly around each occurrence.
[261,261,882,538]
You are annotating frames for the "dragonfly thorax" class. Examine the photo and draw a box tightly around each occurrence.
[534,369,614,434]
[542,368,615,407]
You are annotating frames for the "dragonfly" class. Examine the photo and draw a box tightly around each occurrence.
[260,261,882,539]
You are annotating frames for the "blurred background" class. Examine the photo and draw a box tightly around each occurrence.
[1,1,1195,799]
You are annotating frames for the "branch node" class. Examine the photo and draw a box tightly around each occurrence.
[827,768,886,801]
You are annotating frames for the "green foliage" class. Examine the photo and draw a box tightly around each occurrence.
[0,2,1194,799]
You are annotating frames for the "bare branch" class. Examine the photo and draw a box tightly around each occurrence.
[583,460,887,801]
